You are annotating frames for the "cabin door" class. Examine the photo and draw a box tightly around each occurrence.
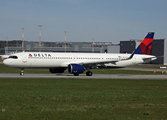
[22,53,27,63]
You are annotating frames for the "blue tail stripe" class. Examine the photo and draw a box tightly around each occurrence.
[145,32,154,38]
[134,46,143,54]
[129,46,142,59]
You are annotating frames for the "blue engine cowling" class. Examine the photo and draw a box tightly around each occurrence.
[68,64,84,75]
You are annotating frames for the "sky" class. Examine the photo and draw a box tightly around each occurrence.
[0,0,167,43]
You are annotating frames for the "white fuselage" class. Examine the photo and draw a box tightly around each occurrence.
[3,52,156,69]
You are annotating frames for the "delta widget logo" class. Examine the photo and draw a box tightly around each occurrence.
[29,54,32,57]
[28,53,51,58]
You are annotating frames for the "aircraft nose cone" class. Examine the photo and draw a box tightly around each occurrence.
[3,59,10,66]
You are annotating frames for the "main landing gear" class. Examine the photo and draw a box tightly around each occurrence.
[20,69,24,76]
[73,71,92,76]
[72,71,93,76]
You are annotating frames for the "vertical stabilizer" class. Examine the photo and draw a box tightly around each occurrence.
[129,32,154,58]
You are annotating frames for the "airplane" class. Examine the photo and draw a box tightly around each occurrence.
[0,50,17,60]
[3,32,156,76]
[0,55,10,60]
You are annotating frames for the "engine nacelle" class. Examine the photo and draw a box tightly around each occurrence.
[49,68,66,73]
[68,64,84,75]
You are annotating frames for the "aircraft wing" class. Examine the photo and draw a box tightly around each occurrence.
[60,59,118,67]
[79,59,123,68]
[0,55,10,60]
[61,58,130,68]
[79,60,118,65]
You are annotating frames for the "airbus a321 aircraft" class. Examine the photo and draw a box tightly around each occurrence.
[3,32,156,76]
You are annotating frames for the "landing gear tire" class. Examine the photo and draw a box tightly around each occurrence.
[86,71,92,76]
[20,69,24,76]
[20,72,24,76]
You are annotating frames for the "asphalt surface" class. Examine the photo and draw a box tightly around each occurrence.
[1,61,167,79]
[0,73,167,79]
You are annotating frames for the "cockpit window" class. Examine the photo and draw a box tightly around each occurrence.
[9,56,18,59]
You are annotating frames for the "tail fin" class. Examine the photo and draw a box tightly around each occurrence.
[129,32,154,58]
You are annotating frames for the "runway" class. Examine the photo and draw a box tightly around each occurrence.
[0,73,167,79]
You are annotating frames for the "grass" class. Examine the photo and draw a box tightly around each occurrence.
[0,78,167,120]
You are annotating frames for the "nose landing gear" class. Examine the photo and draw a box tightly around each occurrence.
[20,69,24,76]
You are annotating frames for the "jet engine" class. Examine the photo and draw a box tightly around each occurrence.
[68,64,84,76]
[49,68,66,73]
